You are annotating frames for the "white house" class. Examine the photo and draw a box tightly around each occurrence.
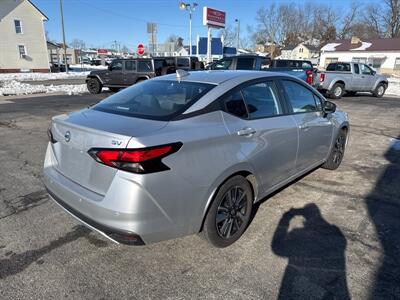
[0,0,49,73]
[279,43,319,64]
[320,37,400,75]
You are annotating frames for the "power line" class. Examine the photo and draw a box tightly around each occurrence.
[78,1,202,28]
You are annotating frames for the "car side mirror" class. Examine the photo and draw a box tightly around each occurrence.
[323,100,336,115]
[372,70,376,75]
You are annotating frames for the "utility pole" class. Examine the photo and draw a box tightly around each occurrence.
[235,18,240,51]
[179,2,198,56]
[59,0,68,73]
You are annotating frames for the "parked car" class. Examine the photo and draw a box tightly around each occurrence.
[317,62,388,99]
[207,55,317,85]
[44,70,349,248]
[86,57,203,94]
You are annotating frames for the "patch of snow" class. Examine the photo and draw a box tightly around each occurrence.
[69,64,107,72]
[0,80,87,96]
[386,77,400,96]
[350,42,372,51]
[320,43,341,52]
[390,138,400,151]
[0,71,89,82]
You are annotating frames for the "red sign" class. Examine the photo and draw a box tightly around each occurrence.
[203,7,225,28]
[137,43,145,56]
[97,48,107,55]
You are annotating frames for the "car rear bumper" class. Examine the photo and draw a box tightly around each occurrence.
[47,188,145,245]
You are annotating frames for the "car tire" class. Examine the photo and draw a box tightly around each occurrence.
[322,129,347,170]
[372,83,386,98]
[87,78,102,94]
[329,83,345,99]
[109,87,120,93]
[202,175,253,248]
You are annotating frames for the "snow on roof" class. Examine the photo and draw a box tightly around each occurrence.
[350,42,372,51]
[321,43,342,52]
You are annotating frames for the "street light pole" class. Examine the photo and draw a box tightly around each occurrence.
[179,2,197,56]
[59,0,68,73]
[235,18,240,51]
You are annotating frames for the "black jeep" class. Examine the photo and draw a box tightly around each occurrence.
[86,57,202,94]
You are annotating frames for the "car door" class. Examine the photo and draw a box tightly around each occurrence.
[279,79,333,173]
[221,80,299,192]
[352,63,364,91]
[360,64,376,91]
[107,59,123,86]
[124,60,138,86]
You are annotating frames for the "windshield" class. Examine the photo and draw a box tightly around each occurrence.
[93,80,215,120]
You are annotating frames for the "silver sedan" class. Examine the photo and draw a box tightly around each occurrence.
[43,70,349,248]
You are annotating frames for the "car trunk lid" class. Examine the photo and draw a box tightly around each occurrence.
[50,109,168,195]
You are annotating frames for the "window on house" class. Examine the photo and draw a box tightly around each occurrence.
[352,57,367,64]
[18,45,26,58]
[14,20,22,34]
[325,57,338,66]
[395,58,400,70]
[299,48,303,53]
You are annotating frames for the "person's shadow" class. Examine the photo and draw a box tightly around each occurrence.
[272,203,350,299]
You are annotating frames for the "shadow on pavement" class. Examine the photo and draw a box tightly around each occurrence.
[366,135,400,298]
[272,203,350,299]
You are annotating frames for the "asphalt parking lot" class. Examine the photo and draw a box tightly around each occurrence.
[0,92,399,299]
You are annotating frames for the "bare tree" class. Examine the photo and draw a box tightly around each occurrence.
[338,2,359,39]
[121,45,130,53]
[219,25,237,47]
[383,0,400,37]
[70,38,86,49]
[254,4,283,55]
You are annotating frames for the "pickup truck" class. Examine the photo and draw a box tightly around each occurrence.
[207,55,317,85]
[317,62,388,99]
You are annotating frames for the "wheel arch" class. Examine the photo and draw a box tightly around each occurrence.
[198,168,260,233]
[86,75,104,85]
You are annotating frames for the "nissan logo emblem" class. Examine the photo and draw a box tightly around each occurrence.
[64,131,71,143]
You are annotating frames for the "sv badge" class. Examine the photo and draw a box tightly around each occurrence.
[111,140,122,146]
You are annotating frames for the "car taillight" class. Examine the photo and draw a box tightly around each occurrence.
[88,142,182,174]
[306,70,313,85]
[320,73,325,82]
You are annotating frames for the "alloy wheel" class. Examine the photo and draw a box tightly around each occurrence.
[216,186,248,239]
[332,134,345,164]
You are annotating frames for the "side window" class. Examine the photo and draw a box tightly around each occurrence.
[236,58,255,70]
[354,63,360,74]
[125,60,136,71]
[212,58,233,70]
[361,64,373,75]
[224,91,248,119]
[138,60,152,72]
[281,80,318,113]
[177,58,189,68]
[110,60,122,71]
[241,82,282,119]
[260,58,270,70]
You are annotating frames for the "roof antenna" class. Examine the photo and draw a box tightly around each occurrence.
[176,69,189,80]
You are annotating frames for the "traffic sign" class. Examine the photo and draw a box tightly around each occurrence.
[137,43,145,56]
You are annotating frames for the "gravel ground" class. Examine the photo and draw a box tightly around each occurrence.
[0,92,399,299]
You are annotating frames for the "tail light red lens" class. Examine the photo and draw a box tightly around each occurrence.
[88,143,182,174]
[320,73,325,82]
[306,70,313,85]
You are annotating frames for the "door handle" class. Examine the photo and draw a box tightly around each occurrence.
[237,127,256,136]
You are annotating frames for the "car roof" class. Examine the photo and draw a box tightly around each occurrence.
[157,70,285,85]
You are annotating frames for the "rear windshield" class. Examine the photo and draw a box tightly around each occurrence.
[326,63,351,72]
[93,80,215,120]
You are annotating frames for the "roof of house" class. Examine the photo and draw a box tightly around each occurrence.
[321,38,400,52]
[302,44,319,51]
[27,0,49,20]
[281,45,295,51]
